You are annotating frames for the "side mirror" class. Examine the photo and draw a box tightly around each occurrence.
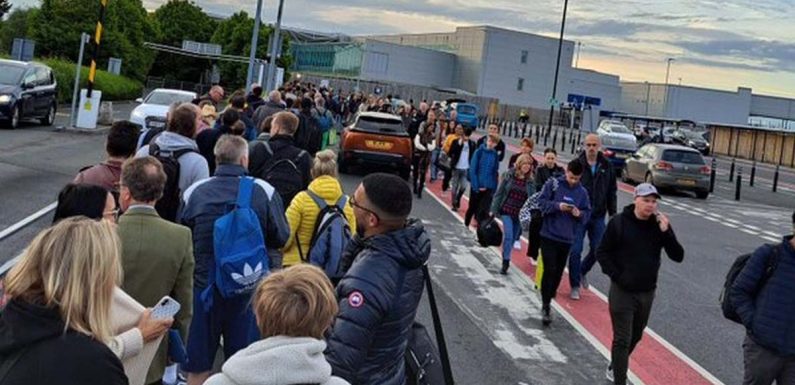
[135,98,143,103]
[21,82,34,90]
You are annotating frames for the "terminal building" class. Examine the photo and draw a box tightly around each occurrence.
[289,25,795,130]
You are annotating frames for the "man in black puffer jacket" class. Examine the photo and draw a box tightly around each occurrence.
[325,173,431,385]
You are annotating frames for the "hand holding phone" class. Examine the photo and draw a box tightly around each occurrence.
[152,296,181,320]
[657,211,670,232]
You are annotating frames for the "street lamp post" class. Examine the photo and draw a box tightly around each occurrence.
[245,0,264,90]
[663,57,675,118]
[575,41,582,68]
[546,0,569,136]
[265,0,286,92]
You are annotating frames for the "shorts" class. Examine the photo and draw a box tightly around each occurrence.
[183,287,259,373]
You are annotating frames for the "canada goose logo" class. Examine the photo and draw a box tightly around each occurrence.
[348,291,364,308]
[231,262,264,286]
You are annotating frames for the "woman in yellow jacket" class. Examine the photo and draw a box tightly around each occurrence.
[282,150,356,267]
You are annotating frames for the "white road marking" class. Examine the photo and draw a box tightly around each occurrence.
[762,236,780,243]
[740,229,758,235]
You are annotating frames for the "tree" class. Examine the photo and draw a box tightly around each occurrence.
[31,0,158,81]
[210,11,292,89]
[0,7,38,53]
[0,0,11,19]
[149,0,217,82]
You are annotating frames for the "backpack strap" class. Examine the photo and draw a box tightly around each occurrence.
[335,195,348,211]
[236,177,255,209]
[306,190,328,210]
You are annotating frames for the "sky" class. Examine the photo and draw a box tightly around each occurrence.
[11,0,795,99]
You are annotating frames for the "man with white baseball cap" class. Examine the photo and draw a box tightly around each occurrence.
[595,183,685,385]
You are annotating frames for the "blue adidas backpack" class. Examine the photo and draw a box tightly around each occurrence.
[201,177,269,309]
[297,191,352,279]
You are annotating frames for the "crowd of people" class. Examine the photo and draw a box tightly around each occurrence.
[0,81,793,385]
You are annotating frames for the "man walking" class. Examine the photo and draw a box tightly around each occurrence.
[596,183,684,385]
[537,160,591,326]
[570,133,617,299]
[730,211,795,385]
[117,156,195,385]
[74,120,140,200]
[181,135,289,385]
[252,90,286,129]
[325,173,431,385]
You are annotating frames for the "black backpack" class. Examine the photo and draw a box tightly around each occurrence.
[720,245,779,324]
[149,143,196,222]
[295,113,322,155]
[476,216,503,247]
[250,140,307,207]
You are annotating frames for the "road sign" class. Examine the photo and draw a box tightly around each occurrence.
[549,98,559,106]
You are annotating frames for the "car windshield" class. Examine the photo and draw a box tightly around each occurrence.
[355,115,407,136]
[608,124,632,134]
[662,150,705,164]
[602,135,637,150]
[0,65,26,85]
[458,105,476,115]
[145,91,194,106]
[684,131,704,140]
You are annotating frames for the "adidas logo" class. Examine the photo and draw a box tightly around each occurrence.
[231,262,265,286]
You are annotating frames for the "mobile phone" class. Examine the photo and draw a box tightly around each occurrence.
[151,296,181,320]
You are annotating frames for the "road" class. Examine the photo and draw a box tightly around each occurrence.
[2,112,795,384]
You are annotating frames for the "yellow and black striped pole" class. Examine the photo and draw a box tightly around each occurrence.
[85,0,108,102]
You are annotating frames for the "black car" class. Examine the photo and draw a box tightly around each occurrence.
[0,60,58,129]
[672,129,710,155]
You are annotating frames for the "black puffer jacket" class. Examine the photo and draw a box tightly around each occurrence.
[0,299,128,385]
[325,219,431,385]
[576,152,617,218]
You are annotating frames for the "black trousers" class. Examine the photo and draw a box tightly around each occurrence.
[743,334,795,385]
[609,283,655,385]
[540,237,572,307]
[526,215,543,259]
[412,153,430,193]
[464,189,493,227]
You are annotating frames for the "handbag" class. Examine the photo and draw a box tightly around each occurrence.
[476,216,503,247]
[436,152,452,172]
[405,265,455,385]
[519,178,559,231]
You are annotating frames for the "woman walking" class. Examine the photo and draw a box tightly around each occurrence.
[491,154,536,274]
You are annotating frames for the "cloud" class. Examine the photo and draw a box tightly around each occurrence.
[676,39,795,72]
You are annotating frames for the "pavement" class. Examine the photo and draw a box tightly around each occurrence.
[1,110,792,384]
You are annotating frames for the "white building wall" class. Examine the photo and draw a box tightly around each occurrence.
[620,82,668,117]
[360,40,455,88]
[561,69,621,111]
[666,86,751,125]
[452,27,486,94]
[478,26,574,109]
[751,95,795,121]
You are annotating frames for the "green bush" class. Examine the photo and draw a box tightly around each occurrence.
[42,57,143,103]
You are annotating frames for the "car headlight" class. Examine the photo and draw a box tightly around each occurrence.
[0,95,11,104]
[131,109,146,121]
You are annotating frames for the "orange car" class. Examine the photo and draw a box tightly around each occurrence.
[339,112,413,179]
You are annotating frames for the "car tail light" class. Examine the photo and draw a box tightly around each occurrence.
[700,165,711,175]
[603,149,614,157]
[654,161,673,171]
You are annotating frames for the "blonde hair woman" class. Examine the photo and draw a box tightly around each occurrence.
[0,218,128,385]
[206,265,348,385]
[282,150,356,271]
[490,154,537,275]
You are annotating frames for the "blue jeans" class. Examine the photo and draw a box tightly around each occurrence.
[501,215,521,262]
[568,214,606,288]
[430,148,441,181]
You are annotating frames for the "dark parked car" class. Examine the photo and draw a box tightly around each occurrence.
[0,60,58,129]
[622,144,710,199]
[672,129,710,155]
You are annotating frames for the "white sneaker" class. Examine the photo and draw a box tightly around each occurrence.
[606,364,614,382]
[513,241,521,250]
[570,287,581,300]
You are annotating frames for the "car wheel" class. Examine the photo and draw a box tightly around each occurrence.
[695,190,709,200]
[8,105,21,129]
[621,167,631,183]
[40,103,56,126]
[338,153,349,174]
[645,172,654,186]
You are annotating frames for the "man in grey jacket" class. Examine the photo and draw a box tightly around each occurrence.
[253,90,286,130]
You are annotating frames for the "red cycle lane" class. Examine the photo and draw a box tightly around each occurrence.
[423,154,719,384]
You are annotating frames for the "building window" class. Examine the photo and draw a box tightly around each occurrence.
[520,50,528,64]
[517,78,525,91]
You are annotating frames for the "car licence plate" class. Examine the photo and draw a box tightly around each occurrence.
[616,153,629,159]
[365,140,393,150]
[677,179,696,186]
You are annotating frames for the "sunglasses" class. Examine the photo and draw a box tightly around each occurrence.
[350,196,380,222]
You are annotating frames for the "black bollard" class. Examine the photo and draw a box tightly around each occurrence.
[522,124,527,138]
[552,129,558,150]
[543,128,549,146]
[735,166,742,201]
[561,130,567,152]
[750,161,756,187]
[709,158,716,193]
[570,133,576,154]
[729,158,736,182]
[535,125,541,144]
[513,122,519,138]
[773,165,780,192]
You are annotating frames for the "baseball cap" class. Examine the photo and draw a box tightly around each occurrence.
[634,183,661,199]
